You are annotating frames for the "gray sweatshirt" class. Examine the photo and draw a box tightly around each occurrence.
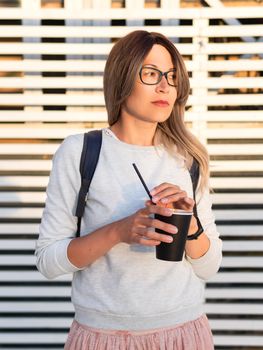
[36,128,222,331]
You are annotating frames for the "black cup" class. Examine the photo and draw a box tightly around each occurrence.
[155,210,192,261]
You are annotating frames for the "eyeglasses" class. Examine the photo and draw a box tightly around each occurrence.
[139,66,177,87]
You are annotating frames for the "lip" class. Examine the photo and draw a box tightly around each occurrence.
[151,100,170,107]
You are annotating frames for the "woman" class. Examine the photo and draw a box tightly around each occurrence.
[36,30,222,349]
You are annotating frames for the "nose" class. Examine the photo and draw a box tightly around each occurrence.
[156,75,169,93]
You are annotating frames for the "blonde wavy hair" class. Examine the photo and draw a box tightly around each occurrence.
[103,30,209,191]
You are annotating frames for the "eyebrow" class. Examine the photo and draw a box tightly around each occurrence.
[143,64,176,70]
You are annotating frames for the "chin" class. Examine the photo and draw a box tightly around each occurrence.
[156,114,171,123]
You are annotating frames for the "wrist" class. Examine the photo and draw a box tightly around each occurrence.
[107,220,123,245]
[188,216,198,235]
[187,216,204,240]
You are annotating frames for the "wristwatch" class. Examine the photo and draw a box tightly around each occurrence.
[187,217,204,240]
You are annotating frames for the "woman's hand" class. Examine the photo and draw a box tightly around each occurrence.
[116,202,178,246]
[150,183,198,236]
[150,182,194,211]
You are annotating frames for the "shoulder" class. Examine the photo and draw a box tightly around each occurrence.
[52,133,85,169]
[59,133,84,152]
[55,133,84,157]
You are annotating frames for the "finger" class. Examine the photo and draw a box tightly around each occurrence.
[150,183,181,197]
[184,197,195,206]
[156,191,188,205]
[174,198,195,211]
[136,227,174,244]
[152,187,187,203]
[146,204,174,217]
[145,200,154,207]
[140,217,178,234]
[133,235,161,246]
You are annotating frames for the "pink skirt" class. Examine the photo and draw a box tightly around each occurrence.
[64,314,214,350]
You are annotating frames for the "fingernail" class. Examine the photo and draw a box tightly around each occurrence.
[152,196,158,203]
[166,236,173,243]
[150,189,156,195]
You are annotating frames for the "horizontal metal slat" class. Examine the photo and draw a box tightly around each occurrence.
[0,110,107,122]
[0,126,91,139]
[1,24,262,39]
[0,42,197,55]
[0,144,59,155]
[0,25,196,38]
[207,129,263,139]
[205,287,263,299]
[0,7,262,20]
[0,223,39,234]
[211,193,263,204]
[0,160,52,171]
[215,209,263,221]
[194,110,263,122]
[210,319,263,331]
[213,335,263,346]
[0,59,106,72]
[218,225,263,236]
[205,303,263,315]
[210,177,263,189]
[0,176,49,188]
[207,144,263,156]
[0,271,71,282]
[210,272,263,284]
[0,77,103,89]
[0,317,71,329]
[0,192,46,203]
[0,93,105,106]
[211,160,263,172]
[0,286,71,297]
[0,301,73,313]
[0,332,67,344]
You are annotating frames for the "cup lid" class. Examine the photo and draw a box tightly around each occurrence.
[171,209,193,215]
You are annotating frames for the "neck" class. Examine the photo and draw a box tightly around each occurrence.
[110,118,158,147]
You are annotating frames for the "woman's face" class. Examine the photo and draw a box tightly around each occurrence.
[121,44,177,125]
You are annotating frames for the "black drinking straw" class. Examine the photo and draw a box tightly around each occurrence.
[132,163,152,200]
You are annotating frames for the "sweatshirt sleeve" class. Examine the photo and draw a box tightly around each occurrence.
[35,134,84,279]
[185,183,223,281]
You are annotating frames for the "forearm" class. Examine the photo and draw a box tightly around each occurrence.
[67,221,121,268]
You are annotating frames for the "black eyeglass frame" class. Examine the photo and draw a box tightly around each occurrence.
[139,66,177,87]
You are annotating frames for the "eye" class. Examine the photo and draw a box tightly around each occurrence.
[167,71,176,82]
[144,69,157,77]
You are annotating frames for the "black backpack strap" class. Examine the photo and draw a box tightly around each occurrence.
[188,158,204,240]
[75,130,102,237]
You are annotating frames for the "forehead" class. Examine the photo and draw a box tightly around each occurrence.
[142,44,174,70]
